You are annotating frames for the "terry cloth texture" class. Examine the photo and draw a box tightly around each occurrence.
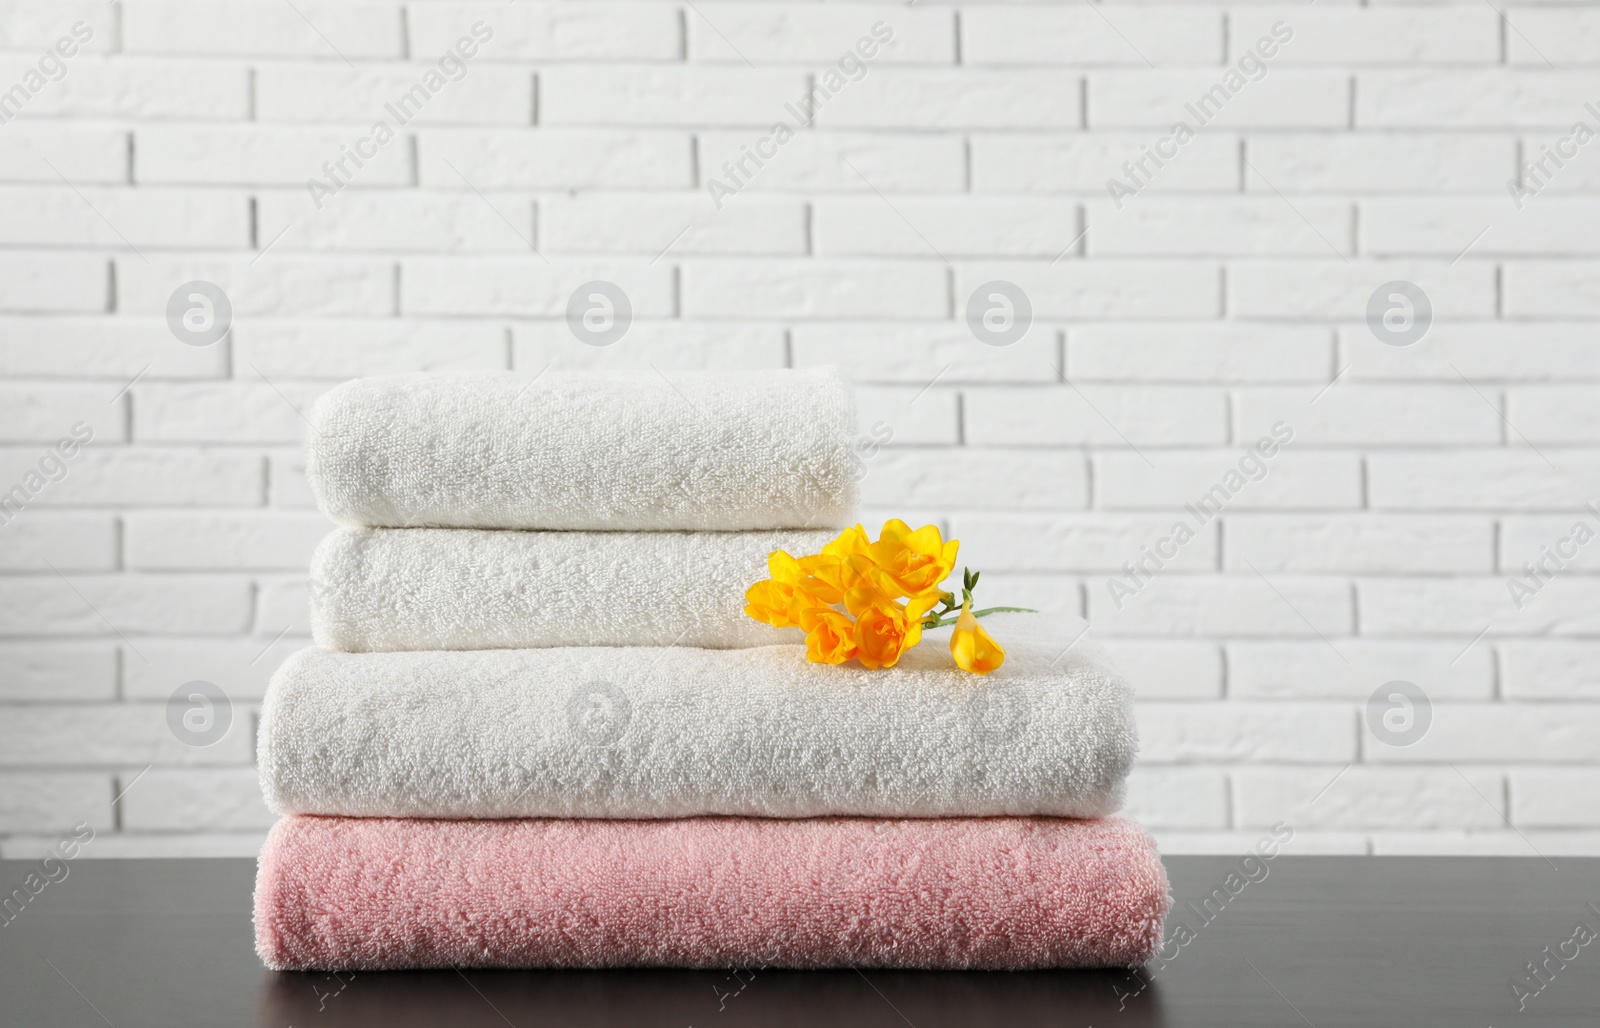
[304,367,859,531]
[254,814,1171,971]
[258,612,1137,820]
[311,526,837,652]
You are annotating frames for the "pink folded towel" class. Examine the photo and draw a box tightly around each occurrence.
[255,814,1169,971]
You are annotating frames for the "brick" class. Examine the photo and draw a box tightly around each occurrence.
[135,125,411,186]
[268,450,315,508]
[418,129,691,189]
[688,4,953,64]
[698,131,964,192]
[1095,451,1364,510]
[255,577,310,635]
[1501,641,1600,700]
[683,260,946,318]
[963,7,1221,66]
[1068,324,1332,382]
[1087,198,1353,257]
[974,573,1083,618]
[0,773,112,834]
[1230,9,1498,65]
[124,511,327,570]
[973,133,1240,193]
[795,327,1059,383]
[1368,704,1600,763]
[117,256,396,317]
[1365,199,1600,257]
[540,194,806,256]
[0,0,115,51]
[130,382,324,445]
[0,641,116,701]
[237,319,506,378]
[1506,261,1600,317]
[1089,70,1348,129]
[512,324,785,371]
[965,385,1227,446]
[1236,385,1500,445]
[821,69,1081,129]
[1225,514,1491,574]
[0,318,225,378]
[0,574,252,635]
[409,2,681,62]
[1137,701,1356,762]
[0,512,117,572]
[118,769,273,831]
[853,386,959,445]
[0,447,263,506]
[0,57,249,120]
[1507,9,1600,65]
[254,62,533,126]
[122,0,402,58]
[1123,767,1230,830]
[955,261,1220,318]
[0,703,252,766]
[0,186,246,249]
[858,449,1088,511]
[1514,770,1600,827]
[256,190,535,253]
[0,253,105,313]
[542,67,808,127]
[814,197,1077,258]
[1228,261,1496,318]
[1369,451,1600,511]
[1358,577,1600,635]
[1244,133,1513,192]
[1228,640,1495,701]
[0,124,127,183]
[1357,71,1600,128]
[1099,640,1223,699]
[0,384,126,443]
[401,258,674,317]
[122,636,302,702]
[1236,767,1505,830]
[1503,515,1600,573]
[952,513,1217,572]
[1341,324,1600,382]
[1091,575,1354,638]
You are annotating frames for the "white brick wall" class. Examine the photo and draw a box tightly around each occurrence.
[1,0,1598,859]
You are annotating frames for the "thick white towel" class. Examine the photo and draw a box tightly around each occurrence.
[306,368,859,531]
[259,612,1135,820]
[311,526,836,652]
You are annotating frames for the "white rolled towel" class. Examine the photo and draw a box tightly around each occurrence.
[259,612,1135,820]
[311,526,836,652]
[306,368,859,531]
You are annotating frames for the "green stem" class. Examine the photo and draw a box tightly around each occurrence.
[921,606,1037,629]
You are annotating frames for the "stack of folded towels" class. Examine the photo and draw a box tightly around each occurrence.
[253,367,1171,971]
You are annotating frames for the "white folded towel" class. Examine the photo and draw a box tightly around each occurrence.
[306,368,859,531]
[311,526,836,652]
[259,612,1135,820]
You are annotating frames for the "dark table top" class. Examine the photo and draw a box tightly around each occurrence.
[3,855,1598,1027]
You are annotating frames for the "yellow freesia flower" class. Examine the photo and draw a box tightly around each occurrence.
[864,519,960,599]
[950,598,1006,674]
[805,609,858,665]
[854,594,938,670]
